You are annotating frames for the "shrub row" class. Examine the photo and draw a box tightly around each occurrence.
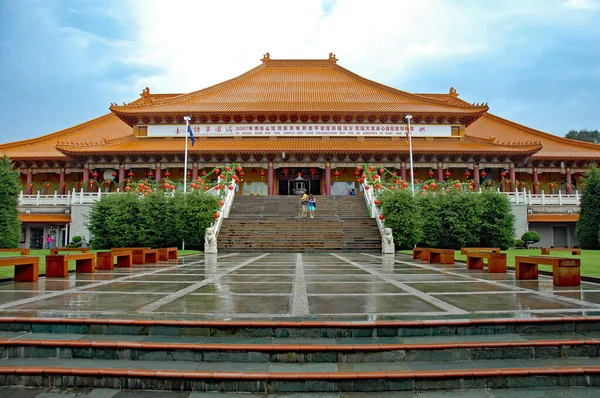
[379,190,515,250]
[87,191,219,250]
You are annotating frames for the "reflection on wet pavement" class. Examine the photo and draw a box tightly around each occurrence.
[0,252,598,320]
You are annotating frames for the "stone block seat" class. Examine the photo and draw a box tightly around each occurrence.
[158,247,178,261]
[112,248,157,265]
[96,250,133,270]
[45,253,96,278]
[0,248,30,255]
[466,251,507,273]
[49,247,90,255]
[541,247,581,255]
[422,248,455,264]
[413,247,427,259]
[460,247,500,255]
[515,255,581,286]
[0,256,39,282]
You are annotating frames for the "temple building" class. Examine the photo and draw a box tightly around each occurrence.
[2,53,599,249]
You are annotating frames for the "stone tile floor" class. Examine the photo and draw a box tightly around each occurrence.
[0,252,600,320]
[1,387,600,397]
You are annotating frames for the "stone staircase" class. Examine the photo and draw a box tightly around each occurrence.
[2,317,600,394]
[218,195,382,252]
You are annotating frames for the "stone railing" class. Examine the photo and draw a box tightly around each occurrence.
[360,179,394,254]
[204,179,237,254]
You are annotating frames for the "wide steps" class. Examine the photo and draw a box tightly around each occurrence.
[2,317,600,392]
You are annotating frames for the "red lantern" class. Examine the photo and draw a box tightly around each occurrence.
[401,182,408,188]
[170,185,175,190]
[500,171,507,178]
[505,180,511,185]
[444,171,451,177]
[379,168,385,175]
[566,184,571,189]
[138,183,144,189]
[128,171,134,177]
[164,171,170,177]
[379,214,385,221]
[354,171,360,177]
[147,171,154,177]
[190,182,196,189]
[364,185,371,190]
[111,171,118,177]
[214,168,221,175]
[259,171,266,177]
[164,183,170,189]
[201,170,207,176]
[91,171,99,179]
[374,199,380,205]
[480,171,487,178]
[229,185,234,190]
[393,171,398,176]
[334,171,340,177]
[225,166,232,172]
[395,179,402,184]
[368,165,374,172]
[431,182,437,189]
[204,185,209,191]
[236,166,242,172]
[486,180,492,186]
[239,171,245,177]
[187,171,192,177]
[219,174,225,179]
[374,183,380,189]
[455,182,462,188]
[28,183,33,188]
[310,168,317,175]
[282,168,289,175]
[464,171,471,178]
[423,184,429,190]
[549,183,555,188]
[389,186,395,190]
[428,170,434,178]
[214,212,220,219]
[468,185,474,191]
[219,200,225,206]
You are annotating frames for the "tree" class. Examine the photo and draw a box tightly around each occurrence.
[478,191,515,250]
[565,129,600,144]
[576,163,600,249]
[521,231,540,248]
[379,190,421,249]
[0,154,22,248]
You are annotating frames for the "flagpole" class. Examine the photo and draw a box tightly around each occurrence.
[183,116,191,194]
[405,114,414,197]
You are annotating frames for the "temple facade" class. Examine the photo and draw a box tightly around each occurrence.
[2,54,599,249]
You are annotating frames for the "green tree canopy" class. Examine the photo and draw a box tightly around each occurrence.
[565,129,600,144]
[576,163,600,249]
[0,154,22,248]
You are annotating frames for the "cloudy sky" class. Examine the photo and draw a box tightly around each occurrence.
[0,0,599,144]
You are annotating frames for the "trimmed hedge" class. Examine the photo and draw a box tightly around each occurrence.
[87,191,219,250]
[380,190,515,250]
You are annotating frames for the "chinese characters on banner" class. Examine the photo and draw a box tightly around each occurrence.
[148,124,452,138]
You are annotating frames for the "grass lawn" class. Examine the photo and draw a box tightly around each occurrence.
[0,249,202,281]
[399,249,600,278]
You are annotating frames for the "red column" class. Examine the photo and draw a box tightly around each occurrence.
[59,169,65,194]
[26,169,32,194]
[401,163,406,181]
[325,163,331,196]
[83,166,89,192]
[437,163,444,183]
[155,164,161,183]
[119,165,125,182]
[192,163,198,181]
[268,162,274,196]
[473,164,480,188]
[566,169,572,194]
[509,163,516,189]
[533,168,539,194]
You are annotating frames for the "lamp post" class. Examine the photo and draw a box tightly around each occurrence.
[405,114,415,197]
[183,116,191,193]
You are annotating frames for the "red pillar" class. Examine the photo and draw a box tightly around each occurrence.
[533,168,539,194]
[509,163,516,189]
[325,163,331,196]
[155,164,161,183]
[26,169,32,194]
[83,166,89,192]
[59,169,65,194]
[268,162,274,196]
[437,163,444,183]
[119,165,125,183]
[401,163,406,181]
[192,163,198,181]
[473,164,480,188]
[566,169,572,194]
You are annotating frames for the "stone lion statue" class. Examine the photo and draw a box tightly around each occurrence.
[382,228,395,254]
[204,227,218,254]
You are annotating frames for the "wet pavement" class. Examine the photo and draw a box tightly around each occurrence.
[1,252,600,320]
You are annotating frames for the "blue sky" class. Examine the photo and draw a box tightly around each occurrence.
[1,0,599,144]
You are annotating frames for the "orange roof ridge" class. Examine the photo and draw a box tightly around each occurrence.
[464,134,543,148]
[484,112,600,150]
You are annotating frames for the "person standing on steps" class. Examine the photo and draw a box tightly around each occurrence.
[308,194,316,218]
[300,193,308,218]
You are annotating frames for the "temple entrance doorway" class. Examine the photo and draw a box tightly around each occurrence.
[277,168,322,195]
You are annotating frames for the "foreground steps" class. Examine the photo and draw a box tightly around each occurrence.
[1,317,600,393]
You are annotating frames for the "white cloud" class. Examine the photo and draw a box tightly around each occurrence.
[115,0,576,95]
[564,0,600,10]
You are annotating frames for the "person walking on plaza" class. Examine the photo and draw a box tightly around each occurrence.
[46,234,53,249]
[308,194,316,218]
[300,193,308,218]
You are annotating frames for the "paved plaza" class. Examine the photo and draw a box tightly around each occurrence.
[1,253,600,320]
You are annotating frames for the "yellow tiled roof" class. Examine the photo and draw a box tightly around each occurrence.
[527,214,579,223]
[18,214,71,223]
[110,58,488,116]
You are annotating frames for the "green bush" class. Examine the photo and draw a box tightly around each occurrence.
[379,190,421,249]
[521,231,541,248]
[577,163,600,249]
[87,191,219,250]
[513,239,525,248]
[378,190,515,250]
[0,154,21,248]
[71,236,82,243]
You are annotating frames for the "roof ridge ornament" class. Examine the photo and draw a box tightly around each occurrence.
[329,52,338,63]
[449,87,458,97]
[140,87,153,104]
[261,52,271,63]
